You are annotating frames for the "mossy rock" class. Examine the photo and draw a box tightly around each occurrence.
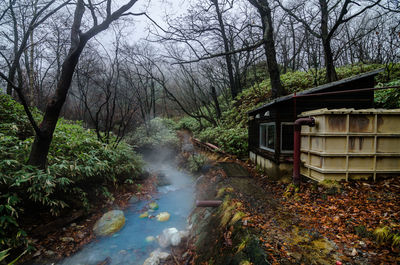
[93,210,125,236]
[149,202,159,210]
[139,211,149,218]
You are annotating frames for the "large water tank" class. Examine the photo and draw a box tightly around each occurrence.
[299,108,400,181]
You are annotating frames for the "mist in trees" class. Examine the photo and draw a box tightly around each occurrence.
[0,0,399,168]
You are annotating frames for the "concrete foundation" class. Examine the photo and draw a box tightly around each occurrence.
[250,151,292,179]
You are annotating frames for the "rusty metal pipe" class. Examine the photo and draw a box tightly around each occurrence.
[293,117,315,185]
[196,200,222,207]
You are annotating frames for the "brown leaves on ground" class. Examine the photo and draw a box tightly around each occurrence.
[274,178,400,264]
[245,163,400,264]
[183,146,400,264]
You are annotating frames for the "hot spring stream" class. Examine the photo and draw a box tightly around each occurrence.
[59,149,195,265]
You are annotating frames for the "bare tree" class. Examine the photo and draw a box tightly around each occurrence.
[247,0,286,97]
[0,0,71,96]
[277,0,382,82]
[0,0,143,168]
[121,43,161,131]
[154,0,256,99]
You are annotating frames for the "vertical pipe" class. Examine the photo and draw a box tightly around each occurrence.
[293,117,315,185]
[293,92,297,120]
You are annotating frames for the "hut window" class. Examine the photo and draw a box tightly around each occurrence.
[260,123,275,151]
[281,123,294,153]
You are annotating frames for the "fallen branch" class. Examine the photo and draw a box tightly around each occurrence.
[191,138,226,155]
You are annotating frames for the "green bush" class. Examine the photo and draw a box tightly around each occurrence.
[127,117,179,150]
[0,94,41,140]
[176,116,202,132]
[374,80,400,108]
[188,154,208,173]
[0,94,143,249]
[197,125,248,157]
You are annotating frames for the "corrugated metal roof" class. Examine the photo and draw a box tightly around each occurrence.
[248,68,384,115]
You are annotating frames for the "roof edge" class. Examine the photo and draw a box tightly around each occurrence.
[248,68,384,115]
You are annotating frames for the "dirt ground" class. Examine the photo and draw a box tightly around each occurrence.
[171,144,400,265]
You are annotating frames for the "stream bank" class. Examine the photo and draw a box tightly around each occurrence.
[172,137,400,265]
[19,173,156,265]
[55,134,197,265]
[19,131,195,265]
[156,135,341,265]
[186,161,340,265]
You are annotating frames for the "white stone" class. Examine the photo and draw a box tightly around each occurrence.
[142,255,159,265]
[157,228,189,248]
[158,251,170,260]
[142,249,170,265]
[157,228,178,248]
[170,232,181,246]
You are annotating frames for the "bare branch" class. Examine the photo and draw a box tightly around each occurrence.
[171,38,265,65]
[275,0,321,38]
[87,0,98,26]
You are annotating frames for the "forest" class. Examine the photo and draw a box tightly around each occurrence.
[0,0,399,264]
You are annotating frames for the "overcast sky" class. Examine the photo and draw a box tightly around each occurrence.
[97,0,189,47]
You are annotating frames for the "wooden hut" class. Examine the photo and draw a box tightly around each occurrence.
[247,69,383,179]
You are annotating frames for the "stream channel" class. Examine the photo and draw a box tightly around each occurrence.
[59,147,195,265]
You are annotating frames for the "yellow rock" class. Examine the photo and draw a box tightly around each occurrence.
[93,210,125,236]
[156,212,170,222]
[145,236,156,242]
[139,211,149,218]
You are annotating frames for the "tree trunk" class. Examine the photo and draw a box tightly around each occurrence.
[319,0,338,82]
[28,39,87,168]
[210,86,221,118]
[322,39,338,82]
[151,79,156,119]
[256,1,286,98]
[289,17,296,71]
[212,0,238,99]
[29,30,35,106]
[28,124,53,169]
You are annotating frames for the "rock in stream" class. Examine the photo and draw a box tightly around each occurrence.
[93,210,126,236]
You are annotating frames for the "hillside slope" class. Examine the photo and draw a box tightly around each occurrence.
[178,64,400,157]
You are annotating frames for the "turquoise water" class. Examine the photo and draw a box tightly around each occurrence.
[59,160,195,265]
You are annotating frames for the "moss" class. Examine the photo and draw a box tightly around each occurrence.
[312,239,334,255]
[217,187,234,198]
[193,194,270,265]
[287,226,338,264]
[230,212,246,226]
[320,180,342,190]
[374,226,391,245]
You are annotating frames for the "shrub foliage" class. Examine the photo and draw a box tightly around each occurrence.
[0,94,143,249]
[127,117,179,150]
